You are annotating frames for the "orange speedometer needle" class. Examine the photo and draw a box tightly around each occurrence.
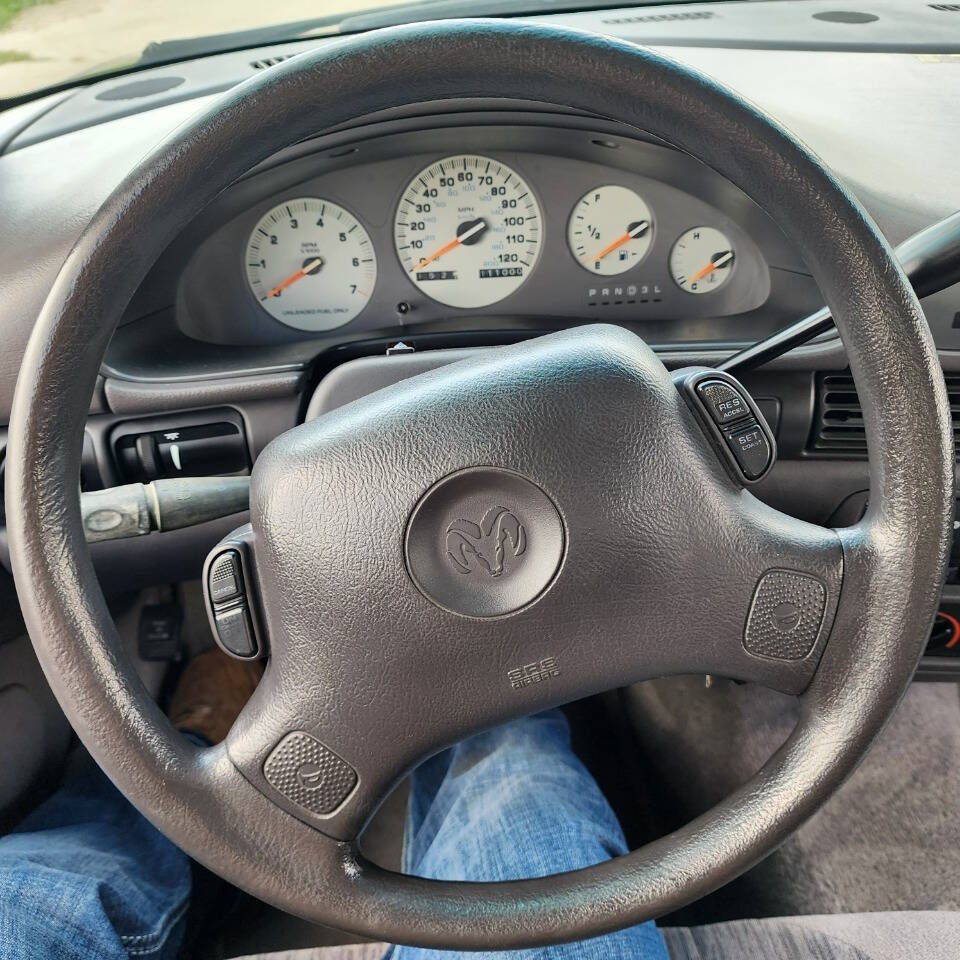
[414,219,487,270]
[264,257,323,299]
[592,219,649,262]
[688,250,734,284]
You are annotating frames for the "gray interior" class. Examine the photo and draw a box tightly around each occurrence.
[623,679,960,919]
[229,910,960,960]
[1,1,959,956]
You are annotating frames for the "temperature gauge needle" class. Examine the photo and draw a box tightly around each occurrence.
[592,220,650,262]
[264,257,323,299]
[688,250,734,284]
[415,219,488,270]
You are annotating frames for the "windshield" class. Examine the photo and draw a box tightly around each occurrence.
[0,0,417,101]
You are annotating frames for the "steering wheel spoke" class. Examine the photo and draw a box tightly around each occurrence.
[694,498,844,693]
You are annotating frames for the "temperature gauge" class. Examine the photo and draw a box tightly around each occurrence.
[669,227,735,294]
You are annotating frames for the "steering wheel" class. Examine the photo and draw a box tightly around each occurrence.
[6,20,954,948]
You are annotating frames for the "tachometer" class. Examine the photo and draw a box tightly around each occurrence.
[245,198,376,330]
[394,155,541,309]
[567,185,653,276]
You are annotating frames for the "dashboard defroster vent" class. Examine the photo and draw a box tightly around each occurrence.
[250,53,297,70]
[810,372,960,456]
[929,3,960,11]
[601,10,717,24]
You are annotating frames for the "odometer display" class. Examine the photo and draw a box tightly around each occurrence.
[394,155,542,309]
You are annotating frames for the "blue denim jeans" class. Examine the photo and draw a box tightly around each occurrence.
[0,711,667,959]
[385,710,667,960]
[0,761,192,959]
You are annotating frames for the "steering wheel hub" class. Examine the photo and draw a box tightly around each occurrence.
[405,466,565,618]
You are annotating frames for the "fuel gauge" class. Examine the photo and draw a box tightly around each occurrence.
[669,227,735,294]
[568,185,653,276]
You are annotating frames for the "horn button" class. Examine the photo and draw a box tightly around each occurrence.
[405,467,565,618]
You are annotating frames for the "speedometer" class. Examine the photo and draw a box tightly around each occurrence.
[394,155,542,309]
[245,197,376,331]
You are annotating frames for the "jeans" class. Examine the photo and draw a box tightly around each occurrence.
[384,711,667,960]
[0,762,191,959]
[0,711,667,959]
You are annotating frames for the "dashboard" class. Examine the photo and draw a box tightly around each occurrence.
[1,0,959,631]
[3,1,960,412]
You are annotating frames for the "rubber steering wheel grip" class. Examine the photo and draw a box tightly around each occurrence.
[5,20,953,949]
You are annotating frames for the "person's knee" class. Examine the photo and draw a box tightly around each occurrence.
[451,709,571,767]
[444,710,584,799]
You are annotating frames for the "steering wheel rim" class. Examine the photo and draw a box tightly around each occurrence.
[5,19,953,948]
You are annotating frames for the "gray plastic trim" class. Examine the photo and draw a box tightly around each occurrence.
[306,348,488,420]
[104,371,305,414]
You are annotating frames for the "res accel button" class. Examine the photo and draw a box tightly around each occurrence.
[723,421,772,480]
[696,380,750,426]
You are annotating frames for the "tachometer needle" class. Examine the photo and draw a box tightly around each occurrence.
[264,257,323,299]
[415,219,488,271]
[592,220,649,262]
[688,250,734,284]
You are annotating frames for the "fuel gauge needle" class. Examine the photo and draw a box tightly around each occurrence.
[592,219,650,262]
[688,250,734,284]
[264,257,323,299]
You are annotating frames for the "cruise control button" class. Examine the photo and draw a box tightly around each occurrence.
[696,380,750,426]
[724,421,772,480]
[214,604,256,658]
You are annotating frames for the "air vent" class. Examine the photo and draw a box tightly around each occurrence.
[929,3,960,11]
[250,53,297,70]
[601,10,717,24]
[810,372,960,455]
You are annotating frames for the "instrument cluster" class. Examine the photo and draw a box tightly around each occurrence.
[240,152,741,334]
[174,126,801,350]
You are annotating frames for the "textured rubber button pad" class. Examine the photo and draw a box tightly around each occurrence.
[744,570,827,660]
[263,731,358,816]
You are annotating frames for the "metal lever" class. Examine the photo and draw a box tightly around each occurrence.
[720,210,960,373]
[81,476,250,543]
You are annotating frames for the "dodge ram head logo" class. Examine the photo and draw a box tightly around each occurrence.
[446,506,527,577]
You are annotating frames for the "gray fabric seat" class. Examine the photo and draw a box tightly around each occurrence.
[663,912,959,959]
[230,912,960,960]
